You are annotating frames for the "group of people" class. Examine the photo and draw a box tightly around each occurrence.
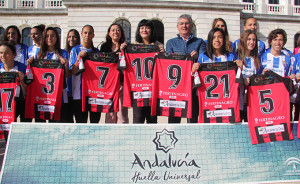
[0,13,299,124]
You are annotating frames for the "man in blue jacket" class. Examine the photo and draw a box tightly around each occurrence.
[166,14,206,124]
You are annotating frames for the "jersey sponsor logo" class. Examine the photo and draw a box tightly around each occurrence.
[254,116,286,123]
[206,109,232,118]
[88,98,112,106]
[204,100,233,107]
[159,100,186,109]
[37,105,55,113]
[257,125,285,135]
[133,91,152,99]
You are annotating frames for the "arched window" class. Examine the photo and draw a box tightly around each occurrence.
[22,27,32,46]
[115,19,131,43]
[54,27,62,42]
[152,20,164,44]
[191,23,197,37]
[294,33,300,49]
[0,27,4,37]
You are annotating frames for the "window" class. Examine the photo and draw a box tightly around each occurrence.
[191,23,197,37]
[243,0,254,2]
[115,19,131,43]
[0,27,4,37]
[54,27,61,42]
[269,0,279,4]
[152,20,164,44]
[22,27,32,46]
[295,0,300,5]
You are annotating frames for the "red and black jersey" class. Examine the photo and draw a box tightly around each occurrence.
[79,52,120,113]
[0,72,20,139]
[122,44,160,107]
[151,53,193,118]
[196,62,242,123]
[248,70,294,144]
[25,59,64,121]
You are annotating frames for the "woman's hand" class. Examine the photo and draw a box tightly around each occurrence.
[192,63,200,75]
[120,42,127,51]
[244,78,250,86]
[27,56,34,65]
[234,59,243,68]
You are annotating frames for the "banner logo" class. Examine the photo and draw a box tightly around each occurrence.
[153,129,178,153]
[284,157,300,176]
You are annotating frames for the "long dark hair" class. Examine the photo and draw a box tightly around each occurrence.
[0,42,17,56]
[1,25,22,44]
[100,24,125,52]
[135,19,155,43]
[238,30,260,69]
[81,25,97,52]
[205,28,227,60]
[65,29,81,53]
[32,24,45,35]
[37,27,61,59]
[212,18,232,52]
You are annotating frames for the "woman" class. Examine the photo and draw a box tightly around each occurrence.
[211,18,233,52]
[64,29,81,123]
[100,23,129,123]
[236,30,261,121]
[1,25,28,65]
[28,24,45,58]
[29,27,70,122]
[123,19,164,123]
[70,25,100,123]
[0,42,29,139]
[193,28,235,67]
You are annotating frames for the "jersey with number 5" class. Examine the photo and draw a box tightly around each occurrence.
[81,52,120,113]
[197,62,242,123]
[25,59,64,121]
[151,53,193,118]
[247,70,294,144]
[123,44,160,107]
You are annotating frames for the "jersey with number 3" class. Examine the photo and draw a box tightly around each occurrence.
[80,52,120,113]
[123,44,160,107]
[197,62,242,123]
[25,59,64,121]
[151,53,193,118]
[247,71,294,144]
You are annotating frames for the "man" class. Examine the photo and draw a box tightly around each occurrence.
[233,17,266,56]
[166,14,206,123]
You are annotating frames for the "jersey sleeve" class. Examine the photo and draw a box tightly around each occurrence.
[69,47,79,69]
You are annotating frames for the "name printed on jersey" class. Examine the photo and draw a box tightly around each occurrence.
[25,59,65,121]
[80,52,120,113]
[123,44,160,107]
[151,53,193,118]
[196,62,243,123]
[247,70,294,144]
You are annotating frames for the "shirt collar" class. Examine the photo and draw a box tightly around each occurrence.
[178,33,194,42]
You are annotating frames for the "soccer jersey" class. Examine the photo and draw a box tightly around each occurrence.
[198,52,236,63]
[15,44,28,65]
[196,61,242,123]
[28,44,40,58]
[25,59,64,121]
[241,56,261,78]
[291,53,300,75]
[261,51,291,77]
[79,52,120,113]
[69,44,99,100]
[123,44,160,107]
[233,39,265,56]
[247,70,294,144]
[151,53,193,118]
[0,72,20,139]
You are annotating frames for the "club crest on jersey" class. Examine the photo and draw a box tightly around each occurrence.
[131,45,138,51]
[254,76,260,83]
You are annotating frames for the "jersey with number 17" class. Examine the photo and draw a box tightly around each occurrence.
[123,44,160,107]
[25,59,64,121]
[151,53,193,118]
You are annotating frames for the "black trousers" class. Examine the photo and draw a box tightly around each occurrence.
[72,100,101,123]
[133,106,157,124]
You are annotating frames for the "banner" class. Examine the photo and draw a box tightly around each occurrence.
[1,123,300,183]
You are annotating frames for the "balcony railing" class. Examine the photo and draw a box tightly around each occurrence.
[294,6,300,15]
[0,0,6,8]
[16,0,36,8]
[267,4,285,14]
[242,2,256,13]
[45,0,64,8]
